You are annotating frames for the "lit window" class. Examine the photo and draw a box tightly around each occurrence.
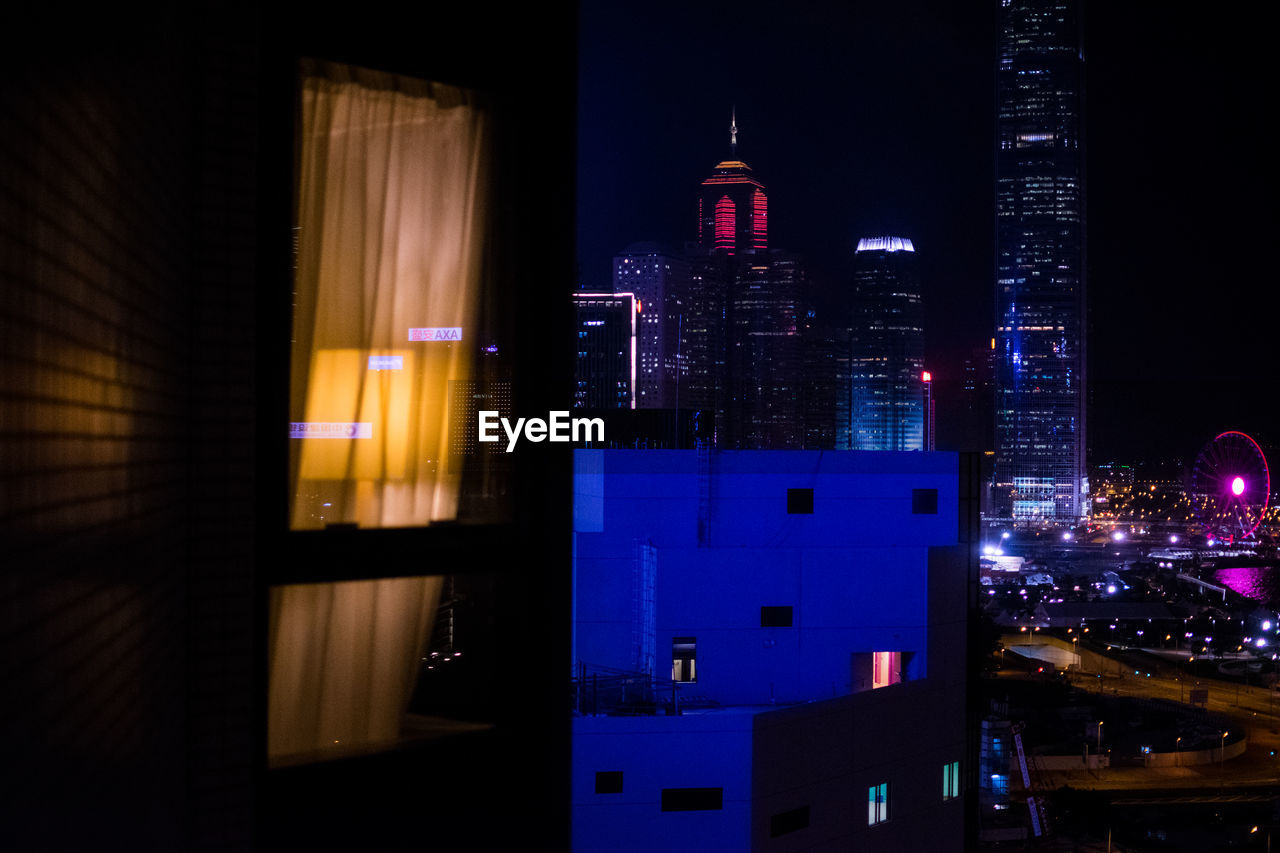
[672,637,696,682]
[868,782,889,825]
[872,651,901,689]
[943,761,960,800]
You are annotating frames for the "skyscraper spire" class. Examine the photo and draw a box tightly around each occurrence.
[730,106,737,156]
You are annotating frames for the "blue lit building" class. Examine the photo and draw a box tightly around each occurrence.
[994,0,1088,522]
[849,237,924,451]
[571,449,976,850]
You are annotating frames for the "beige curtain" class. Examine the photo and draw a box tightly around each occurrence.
[270,63,489,763]
[267,576,443,761]
[289,63,490,530]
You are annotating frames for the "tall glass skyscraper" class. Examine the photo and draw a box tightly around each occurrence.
[994,0,1087,522]
[613,243,688,409]
[849,237,924,452]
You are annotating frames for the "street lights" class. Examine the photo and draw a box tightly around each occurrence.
[1098,721,1105,754]
[1221,731,1229,787]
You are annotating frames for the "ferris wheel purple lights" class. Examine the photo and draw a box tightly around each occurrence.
[1189,431,1270,543]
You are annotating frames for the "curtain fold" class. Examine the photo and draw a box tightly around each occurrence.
[290,68,489,530]
[267,576,444,760]
[270,64,490,763]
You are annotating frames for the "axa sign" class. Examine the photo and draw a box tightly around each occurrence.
[408,327,463,342]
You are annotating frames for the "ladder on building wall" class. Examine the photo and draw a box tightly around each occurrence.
[1012,723,1051,838]
[631,539,656,677]
[696,439,711,546]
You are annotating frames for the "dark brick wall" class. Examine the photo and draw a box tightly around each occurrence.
[1,8,260,850]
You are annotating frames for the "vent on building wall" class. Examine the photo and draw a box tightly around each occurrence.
[912,488,938,514]
[760,606,793,627]
[595,771,624,794]
[661,787,723,811]
[787,488,814,514]
[770,805,810,837]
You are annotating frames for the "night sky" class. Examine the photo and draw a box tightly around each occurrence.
[578,2,1277,467]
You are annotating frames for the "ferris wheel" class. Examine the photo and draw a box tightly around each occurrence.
[1189,430,1270,543]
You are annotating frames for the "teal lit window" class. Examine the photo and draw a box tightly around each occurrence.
[868,782,889,825]
[943,761,960,800]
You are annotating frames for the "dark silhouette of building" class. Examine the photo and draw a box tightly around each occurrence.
[574,292,636,409]
[802,307,849,450]
[728,250,805,448]
[959,340,996,452]
[994,0,1088,522]
[850,237,925,451]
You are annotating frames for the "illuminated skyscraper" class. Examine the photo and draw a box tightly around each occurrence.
[682,113,810,448]
[849,237,924,452]
[612,243,688,408]
[696,109,767,257]
[682,111,772,442]
[994,0,1087,521]
[573,292,636,409]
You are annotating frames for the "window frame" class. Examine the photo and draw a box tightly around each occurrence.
[868,781,890,826]
[258,9,576,846]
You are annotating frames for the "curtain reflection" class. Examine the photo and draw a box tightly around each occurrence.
[290,63,490,529]
[268,576,443,761]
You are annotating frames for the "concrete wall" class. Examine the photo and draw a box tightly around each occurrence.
[573,713,755,852]
[749,518,971,852]
[571,450,972,852]
[2,11,262,849]
[574,450,958,704]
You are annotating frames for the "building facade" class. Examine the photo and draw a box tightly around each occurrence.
[728,250,806,449]
[682,118,814,449]
[571,449,976,851]
[850,237,925,451]
[613,243,689,409]
[994,0,1088,522]
[573,292,637,409]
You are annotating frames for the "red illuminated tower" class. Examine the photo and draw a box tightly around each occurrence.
[697,108,767,255]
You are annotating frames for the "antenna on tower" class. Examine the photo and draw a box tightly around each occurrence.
[730,106,738,156]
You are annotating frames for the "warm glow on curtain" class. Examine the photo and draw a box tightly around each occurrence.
[290,64,490,530]
[267,576,443,762]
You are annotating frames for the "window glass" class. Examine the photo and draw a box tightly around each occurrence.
[943,760,960,800]
[289,61,501,529]
[868,782,889,825]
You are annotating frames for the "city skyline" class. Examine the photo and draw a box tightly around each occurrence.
[578,2,1275,465]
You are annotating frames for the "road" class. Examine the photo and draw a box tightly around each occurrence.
[1004,658,1280,790]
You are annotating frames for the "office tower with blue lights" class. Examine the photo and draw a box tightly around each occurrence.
[612,243,689,409]
[994,0,1087,522]
[849,237,925,452]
